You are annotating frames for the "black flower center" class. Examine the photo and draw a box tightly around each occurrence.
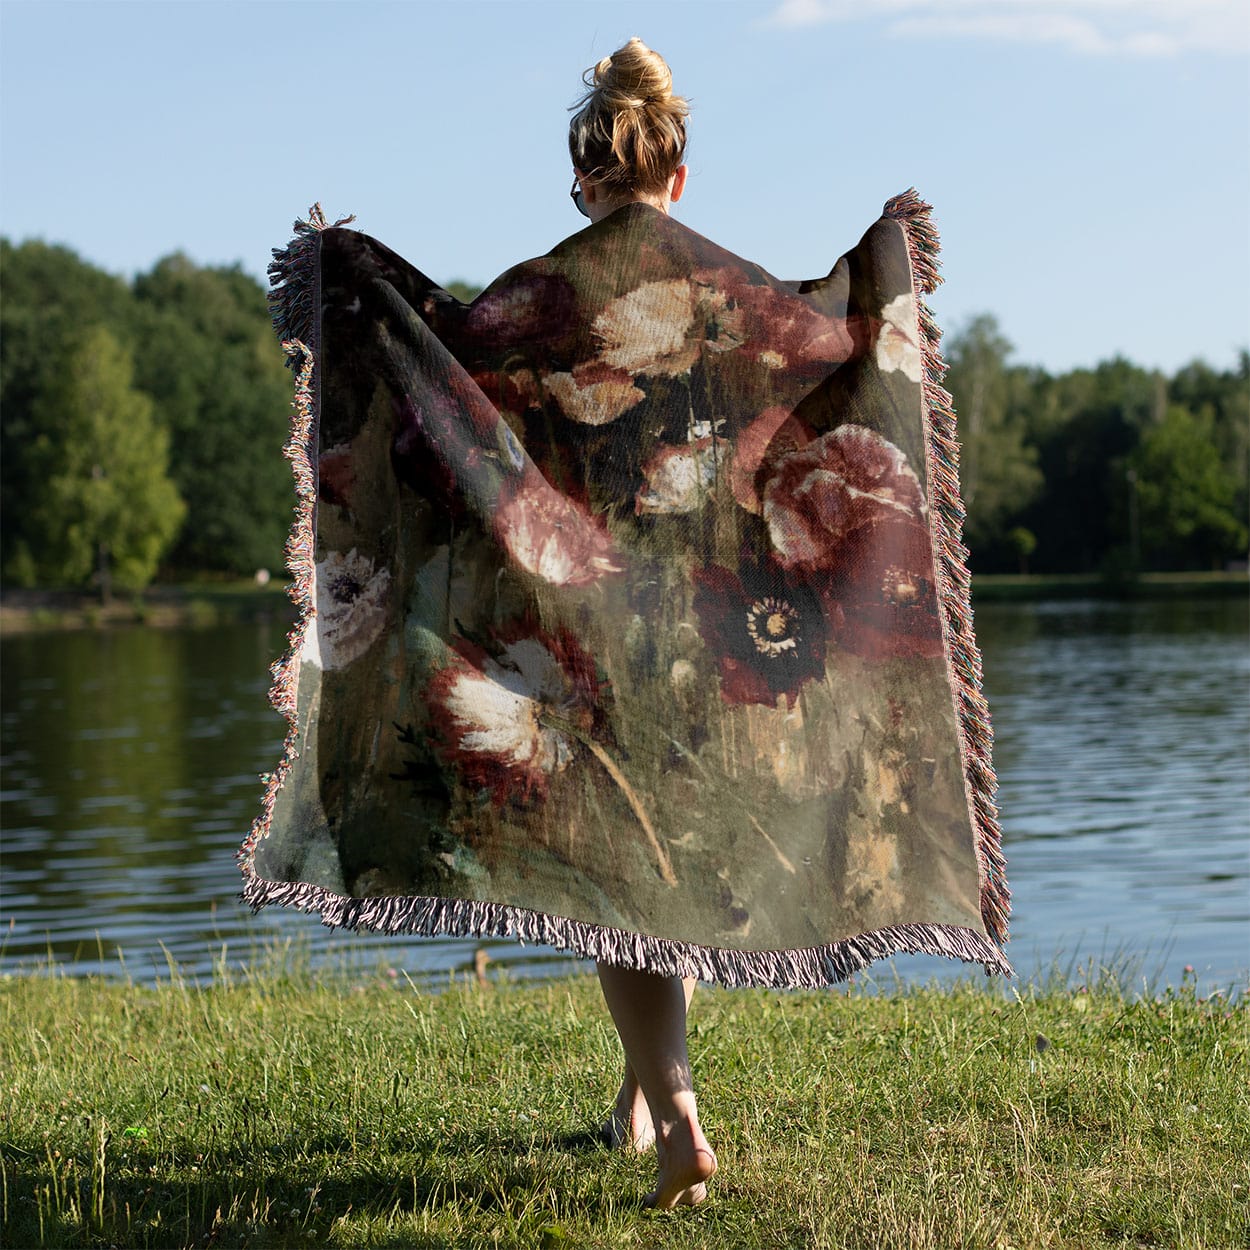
[329,572,364,603]
[746,596,800,658]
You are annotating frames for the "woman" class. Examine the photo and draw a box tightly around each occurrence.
[245,34,1010,1218]
[566,38,717,1210]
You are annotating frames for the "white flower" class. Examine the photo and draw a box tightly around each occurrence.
[594,280,700,376]
[304,549,390,670]
[592,279,746,377]
[442,639,578,775]
[635,437,731,515]
[875,292,923,383]
[427,631,604,803]
[543,371,645,426]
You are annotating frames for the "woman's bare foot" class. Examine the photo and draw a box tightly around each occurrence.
[602,1073,655,1151]
[645,1115,717,1209]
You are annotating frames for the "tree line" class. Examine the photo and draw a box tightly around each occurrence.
[1,238,1245,594]
[945,315,1247,575]
[2,239,294,595]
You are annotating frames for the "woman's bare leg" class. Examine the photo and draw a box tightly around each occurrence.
[602,977,696,1151]
[596,964,716,1208]
[602,1056,654,1151]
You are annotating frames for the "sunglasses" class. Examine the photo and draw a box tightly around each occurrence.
[570,176,589,219]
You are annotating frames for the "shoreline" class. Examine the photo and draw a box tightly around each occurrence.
[0,582,294,634]
[969,569,1248,602]
[1,571,1246,635]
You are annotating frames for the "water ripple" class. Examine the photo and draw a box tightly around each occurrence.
[2,600,1246,992]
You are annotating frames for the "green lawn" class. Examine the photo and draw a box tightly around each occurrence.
[2,962,1246,1249]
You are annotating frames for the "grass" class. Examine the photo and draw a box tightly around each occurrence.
[1,960,1246,1250]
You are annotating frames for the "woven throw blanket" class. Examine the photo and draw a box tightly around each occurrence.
[239,191,1011,987]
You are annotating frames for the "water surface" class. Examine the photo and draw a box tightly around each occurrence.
[2,597,1246,992]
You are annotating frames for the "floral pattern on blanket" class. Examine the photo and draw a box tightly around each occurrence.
[252,202,988,958]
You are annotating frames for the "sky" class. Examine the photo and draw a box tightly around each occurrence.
[1,0,1247,376]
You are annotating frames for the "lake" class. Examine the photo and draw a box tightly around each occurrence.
[2,596,1247,994]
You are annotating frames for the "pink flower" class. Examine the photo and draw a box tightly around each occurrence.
[728,406,813,515]
[494,468,624,586]
[699,271,866,376]
[818,516,943,661]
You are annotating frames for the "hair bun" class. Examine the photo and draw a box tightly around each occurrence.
[595,36,673,109]
[569,38,689,195]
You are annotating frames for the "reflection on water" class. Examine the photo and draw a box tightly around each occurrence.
[2,598,1246,991]
[968,596,1249,991]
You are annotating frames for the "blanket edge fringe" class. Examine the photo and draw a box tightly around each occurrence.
[240,873,1014,988]
[266,203,354,361]
[884,188,1011,948]
[239,206,343,881]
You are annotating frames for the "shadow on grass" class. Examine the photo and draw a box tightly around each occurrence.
[4,1126,637,1250]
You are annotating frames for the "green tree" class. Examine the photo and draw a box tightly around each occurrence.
[943,315,1043,566]
[1021,358,1162,572]
[1,239,139,580]
[1129,405,1246,570]
[26,327,185,596]
[1007,526,1037,574]
[445,279,483,303]
[131,255,293,575]
[1169,353,1250,538]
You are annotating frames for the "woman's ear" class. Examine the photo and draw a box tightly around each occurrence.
[669,165,688,203]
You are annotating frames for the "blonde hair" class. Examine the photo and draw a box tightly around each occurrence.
[568,38,688,196]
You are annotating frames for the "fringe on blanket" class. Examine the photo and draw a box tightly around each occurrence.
[884,188,1010,948]
[238,196,1013,988]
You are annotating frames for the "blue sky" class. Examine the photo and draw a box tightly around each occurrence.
[2,0,1247,374]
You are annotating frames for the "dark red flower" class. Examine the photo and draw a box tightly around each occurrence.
[318,443,355,508]
[390,391,468,508]
[692,560,827,707]
[462,273,577,351]
[471,362,543,423]
[820,517,944,661]
[763,424,926,575]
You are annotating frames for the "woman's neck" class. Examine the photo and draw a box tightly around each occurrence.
[586,191,669,224]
